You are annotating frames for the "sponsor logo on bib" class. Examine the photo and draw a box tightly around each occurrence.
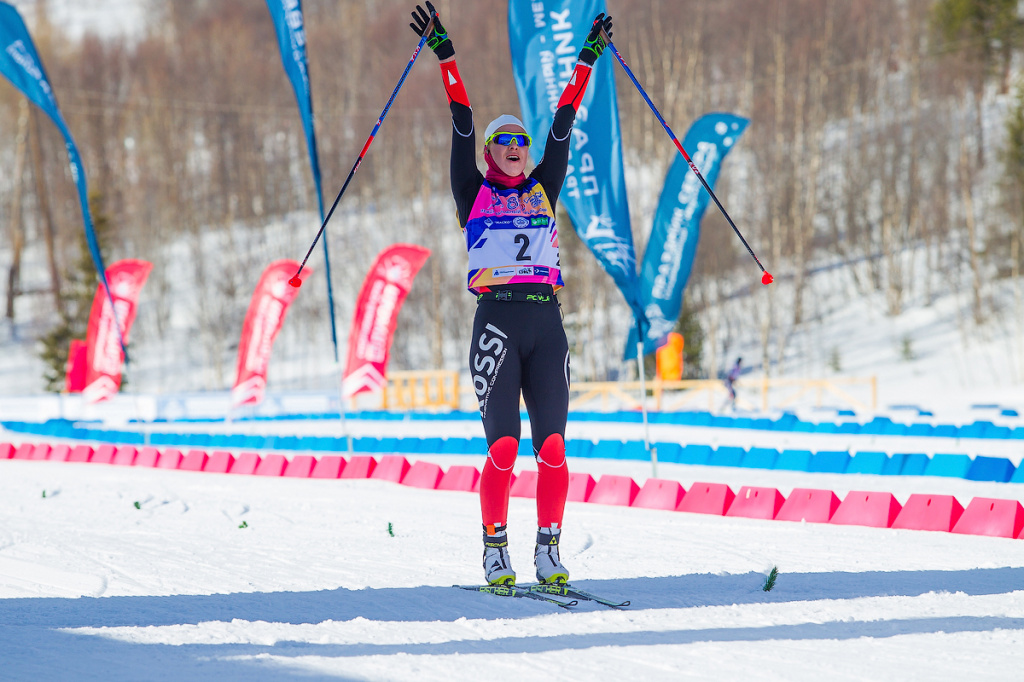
[493,267,515,277]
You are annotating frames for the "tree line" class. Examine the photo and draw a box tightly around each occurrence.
[1,0,1022,392]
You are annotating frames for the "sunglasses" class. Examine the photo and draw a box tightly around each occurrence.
[486,131,532,147]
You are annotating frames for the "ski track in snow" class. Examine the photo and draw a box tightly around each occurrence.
[3,440,1024,681]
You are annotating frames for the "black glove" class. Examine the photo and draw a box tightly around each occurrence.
[578,12,613,66]
[410,2,454,60]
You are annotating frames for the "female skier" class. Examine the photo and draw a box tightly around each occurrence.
[410,3,613,586]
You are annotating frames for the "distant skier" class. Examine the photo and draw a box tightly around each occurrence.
[723,357,742,411]
[409,3,613,586]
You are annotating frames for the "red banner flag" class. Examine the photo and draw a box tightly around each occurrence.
[231,259,311,407]
[65,339,88,393]
[83,259,152,403]
[342,244,431,398]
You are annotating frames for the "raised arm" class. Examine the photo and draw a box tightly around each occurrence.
[411,2,479,226]
[531,13,614,207]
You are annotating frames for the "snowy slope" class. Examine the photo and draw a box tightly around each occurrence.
[3,416,1024,681]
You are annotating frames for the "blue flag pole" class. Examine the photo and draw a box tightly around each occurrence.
[0,2,127,361]
[264,0,340,365]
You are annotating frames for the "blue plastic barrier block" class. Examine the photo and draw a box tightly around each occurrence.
[860,417,893,435]
[374,437,398,453]
[923,453,971,478]
[688,412,713,427]
[391,438,417,453]
[652,442,683,463]
[565,439,591,458]
[679,444,713,465]
[465,437,487,455]
[709,416,734,428]
[751,418,775,431]
[814,422,839,434]
[1001,409,1019,417]
[439,437,470,454]
[847,451,889,475]
[149,432,174,446]
[417,437,444,454]
[836,422,862,434]
[775,449,813,471]
[732,418,754,430]
[1012,428,1024,440]
[880,453,908,475]
[774,413,799,430]
[709,446,746,468]
[898,453,930,476]
[590,440,622,460]
[986,425,1012,439]
[792,421,816,433]
[906,423,934,437]
[619,441,650,461]
[965,455,1015,482]
[1009,464,1024,483]
[883,422,908,435]
[837,409,857,417]
[741,447,779,469]
[959,421,992,439]
[808,450,851,473]
[931,424,959,438]
[518,439,534,458]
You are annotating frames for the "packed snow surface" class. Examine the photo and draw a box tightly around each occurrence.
[2,418,1024,681]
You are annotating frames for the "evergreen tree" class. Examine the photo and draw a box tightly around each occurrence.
[37,192,114,392]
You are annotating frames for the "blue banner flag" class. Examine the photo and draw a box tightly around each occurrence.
[625,113,749,359]
[0,2,123,347]
[508,0,641,319]
[265,0,341,361]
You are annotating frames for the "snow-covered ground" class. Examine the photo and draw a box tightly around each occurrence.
[3,409,1024,681]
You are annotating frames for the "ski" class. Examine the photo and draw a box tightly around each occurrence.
[454,583,577,609]
[525,583,630,609]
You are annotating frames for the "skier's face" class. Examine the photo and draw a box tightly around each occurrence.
[485,125,529,177]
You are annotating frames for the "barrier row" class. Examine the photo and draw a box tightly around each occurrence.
[4,420,1023,485]
[4,441,1023,540]
[9,409,1024,441]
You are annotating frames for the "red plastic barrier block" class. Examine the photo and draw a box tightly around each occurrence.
[892,494,964,532]
[726,486,786,520]
[284,455,316,478]
[402,461,444,489]
[589,475,640,506]
[111,446,138,466]
[229,452,261,475]
[68,444,95,463]
[135,447,160,468]
[180,450,209,472]
[831,491,902,528]
[12,444,34,460]
[311,455,346,479]
[567,472,596,503]
[0,443,13,459]
[474,471,515,494]
[204,450,235,473]
[91,444,116,465]
[255,453,287,476]
[510,470,538,498]
[952,498,1024,538]
[632,479,686,510]
[776,488,841,523]
[47,444,71,462]
[677,482,735,516]
[340,455,376,479]
[370,455,411,483]
[156,449,183,470]
[30,443,52,460]
[437,465,480,492]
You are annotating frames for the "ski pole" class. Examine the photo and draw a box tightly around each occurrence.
[289,12,436,288]
[601,30,773,286]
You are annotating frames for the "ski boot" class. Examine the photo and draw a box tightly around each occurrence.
[483,524,516,585]
[535,527,569,584]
